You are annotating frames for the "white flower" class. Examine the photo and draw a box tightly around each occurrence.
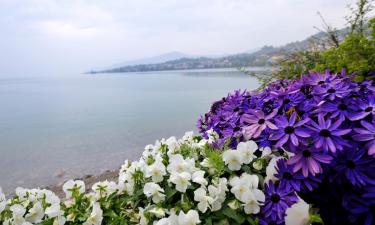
[166,136,179,154]
[148,207,165,218]
[208,178,228,211]
[0,187,6,214]
[169,172,191,193]
[53,216,67,225]
[62,180,85,198]
[181,131,194,142]
[44,190,60,205]
[154,218,170,225]
[145,160,167,183]
[92,180,118,199]
[118,171,135,195]
[194,187,213,213]
[143,182,165,203]
[192,171,208,186]
[178,210,201,225]
[200,159,217,175]
[206,128,219,144]
[230,176,252,202]
[285,198,310,225]
[45,203,63,218]
[222,150,243,171]
[119,160,131,174]
[83,202,103,225]
[260,146,272,157]
[10,204,26,225]
[265,157,283,183]
[154,210,178,225]
[15,187,27,200]
[229,173,265,214]
[138,207,148,225]
[243,196,265,215]
[237,141,258,164]
[25,202,44,223]
[167,154,196,174]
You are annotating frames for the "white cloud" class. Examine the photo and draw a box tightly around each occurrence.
[32,21,98,37]
[0,0,362,76]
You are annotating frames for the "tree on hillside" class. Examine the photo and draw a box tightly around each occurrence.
[268,0,374,84]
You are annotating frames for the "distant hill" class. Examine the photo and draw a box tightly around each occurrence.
[110,51,191,68]
[88,28,348,74]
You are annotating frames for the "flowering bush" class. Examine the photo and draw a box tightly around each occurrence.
[0,70,373,225]
[0,132,318,225]
[198,70,375,225]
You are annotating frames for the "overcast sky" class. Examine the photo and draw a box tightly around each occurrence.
[0,0,361,77]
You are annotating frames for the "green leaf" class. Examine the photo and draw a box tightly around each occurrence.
[204,217,213,225]
[247,217,259,225]
[165,185,177,201]
[309,214,323,224]
[221,207,245,224]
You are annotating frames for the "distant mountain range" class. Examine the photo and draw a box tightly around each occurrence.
[88,28,348,74]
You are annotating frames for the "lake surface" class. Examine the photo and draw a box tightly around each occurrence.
[0,68,260,193]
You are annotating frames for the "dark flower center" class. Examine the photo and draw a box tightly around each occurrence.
[327,88,336,94]
[258,119,265,124]
[365,106,373,112]
[342,134,352,140]
[306,94,314,99]
[220,117,225,121]
[284,126,295,134]
[233,127,240,132]
[270,194,281,203]
[283,99,291,104]
[338,104,347,110]
[302,150,311,157]
[345,160,356,169]
[234,107,239,112]
[283,172,293,180]
[318,81,325,85]
[319,129,331,137]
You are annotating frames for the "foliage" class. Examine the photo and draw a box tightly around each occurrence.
[269,0,374,86]
[198,71,375,224]
[0,131,317,225]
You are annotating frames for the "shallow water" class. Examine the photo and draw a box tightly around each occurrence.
[0,68,261,193]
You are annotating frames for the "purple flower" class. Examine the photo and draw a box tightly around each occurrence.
[256,131,273,149]
[277,92,305,113]
[288,146,332,177]
[353,120,375,156]
[307,70,339,86]
[275,158,309,192]
[261,181,298,224]
[349,98,375,121]
[345,186,375,225]
[331,148,375,187]
[319,98,354,121]
[241,109,277,138]
[313,77,351,100]
[308,114,351,153]
[269,112,310,147]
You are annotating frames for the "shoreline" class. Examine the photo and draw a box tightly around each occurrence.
[46,169,119,198]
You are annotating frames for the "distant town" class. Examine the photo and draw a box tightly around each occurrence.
[89,28,348,74]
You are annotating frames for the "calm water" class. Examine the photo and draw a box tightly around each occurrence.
[0,68,260,193]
